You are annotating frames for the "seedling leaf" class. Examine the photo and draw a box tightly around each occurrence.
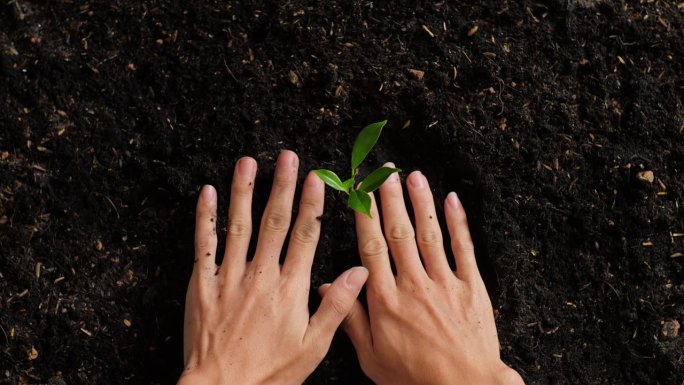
[342,177,354,192]
[314,169,348,193]
[359,167,401,193]
[351,120,387,171]
[348,190,372,217]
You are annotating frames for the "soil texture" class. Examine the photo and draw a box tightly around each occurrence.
[1,0,683,384]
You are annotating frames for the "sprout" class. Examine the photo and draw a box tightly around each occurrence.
[314,120,400,217]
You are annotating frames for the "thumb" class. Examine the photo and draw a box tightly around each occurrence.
[318,282,372,356]
[305,267,368,349]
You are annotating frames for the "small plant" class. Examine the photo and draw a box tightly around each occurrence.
[314,120,400,217]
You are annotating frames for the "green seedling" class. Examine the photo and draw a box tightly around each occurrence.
[314,120,400,217]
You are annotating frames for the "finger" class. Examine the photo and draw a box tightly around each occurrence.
[305,267,369,350]
[355,192,395,291]
[445,192,480,282]
[318,283,372,357]
[253,150,298,269]
[222,157,257,279]
[281,171,324,280]
[194,185,219,278]
[406,171,451,280]
[378,163,424,280]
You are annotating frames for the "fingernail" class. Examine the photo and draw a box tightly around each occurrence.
[306,171,323,187]
[345,266,369,290]
[408,171,426,188]
[200,185,216,200]
[384,162,399,182]
[237,157,256,176]
[447,191,460,208]
[279,150,298,167]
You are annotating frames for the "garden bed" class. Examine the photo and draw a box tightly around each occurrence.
[1,1,682,384]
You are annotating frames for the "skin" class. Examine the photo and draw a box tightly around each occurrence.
[179,153,524,385]
[321,163,524,385]
[179,151,368,385]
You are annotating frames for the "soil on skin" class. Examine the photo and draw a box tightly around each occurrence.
[1,1,683,384]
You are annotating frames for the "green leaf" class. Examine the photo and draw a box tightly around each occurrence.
[341,177,355,192]
[314,169,348,193]
[348,190,372,217]
[351,120,387,171]
[359,167,401,193]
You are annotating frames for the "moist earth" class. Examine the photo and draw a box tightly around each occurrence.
[1,1,683,384]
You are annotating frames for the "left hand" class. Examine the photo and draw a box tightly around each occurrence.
[178,150,369,385]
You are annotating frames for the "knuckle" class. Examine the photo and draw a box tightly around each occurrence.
[263,210,290,232]
[227,218,250,238]
[375,292,398,311]
[360,237,388,258]
[273,173,294,189]
[417,229,442,247]
[328,293,350,317]
[463,287,481,307]
[388,224,415,242]
[193,284,215,312]
[194,238,212,251]
[198,295,214,313]
[299,197,319,213]
[453,237,475,253]
[292,221,318,245]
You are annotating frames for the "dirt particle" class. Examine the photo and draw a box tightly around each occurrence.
[660,320,680,340]
[408,69,424,80]
[422,24,435,38]
[288,70,302,87]
[636,170,654,183]
[27,346,38,360]
[511,138,520,151]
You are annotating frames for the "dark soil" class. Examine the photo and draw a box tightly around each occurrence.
[1,1,683,384]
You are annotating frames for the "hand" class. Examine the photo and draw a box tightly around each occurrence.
[179,151,369,385]
[320,164,524,385]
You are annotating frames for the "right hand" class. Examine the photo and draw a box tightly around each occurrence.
[320,166,524,385]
